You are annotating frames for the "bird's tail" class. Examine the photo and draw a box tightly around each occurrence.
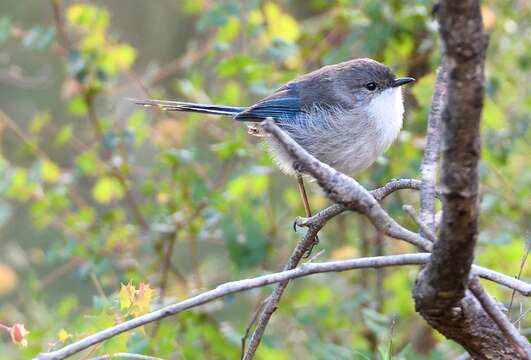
[130,98,245,117]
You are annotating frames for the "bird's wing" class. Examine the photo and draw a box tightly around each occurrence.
[234,84,302,122]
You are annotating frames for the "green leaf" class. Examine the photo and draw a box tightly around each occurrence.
[68,96,88,116]
[75,151,98,175]
[101,44,137,74]
[92,176,124,204]
[41,159,61,183]
[6,168,35,201]
[215,16,240,44]
[55,125,73,146]
[217,55,255,77]
[30,112,51,134]
[226,173,269,199]
[183,0,204,14]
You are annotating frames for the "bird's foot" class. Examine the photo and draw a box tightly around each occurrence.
[303,235,320,259]
[293,216,312,232]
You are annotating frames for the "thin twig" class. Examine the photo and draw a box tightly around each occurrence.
[469,265,530,295]
[508,242,530,318]
[90,271,109,305]
[240,298,269,360]
[150,231,180,337]
[374,230,385,312]
[512,308,531,326]
[84,93,104,143]
[37,254,429,360]
[294,178,425,230]
[242,225,322,360]
[48,1,150,232]
[370,178,424,201]
[305,249,326,263]
[50,0,70,53]
[243,177,424,358]
[0,109,49,158]
[403,205,436,242]
[89,353,164,360]
[110,167,149,231]
[35,253,530,360]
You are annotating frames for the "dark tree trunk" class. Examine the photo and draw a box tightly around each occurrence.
[413,1,529,358]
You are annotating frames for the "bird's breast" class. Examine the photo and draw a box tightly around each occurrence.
[366,87,404,150]
[263,88,404,177]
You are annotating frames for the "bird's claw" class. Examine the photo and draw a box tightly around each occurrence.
[292,218,299,232]
[293,216,311,231]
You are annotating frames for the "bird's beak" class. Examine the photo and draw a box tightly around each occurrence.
[392,77,416,87]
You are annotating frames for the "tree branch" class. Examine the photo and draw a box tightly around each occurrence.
[261,118,433,252]
[402,204,531,296]
[419,62,447,236]
[410,1,531,358]
[35,252,530,360]
[414,0,487,311]
[468,277,531,358]
[35,254,428,360]
[241,225,321,360]
[293,178,423,230]
[371,178,423,201]
[242,177,427,359]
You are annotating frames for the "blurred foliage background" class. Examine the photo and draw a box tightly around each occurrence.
[0,0,529,359]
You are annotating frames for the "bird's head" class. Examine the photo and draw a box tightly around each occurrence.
[337,58,415,105]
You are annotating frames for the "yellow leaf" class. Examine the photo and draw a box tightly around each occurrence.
[131,282,155,316]
[115,44,136,69]
[66,4,109,31]
[41,159,61,183]
[57,328,70,343]
[80,30,105,52]
[102,44,136,73]
[118,282,135,311]
[263,2,300,42]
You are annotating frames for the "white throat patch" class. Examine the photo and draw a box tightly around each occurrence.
[367,87,404,149]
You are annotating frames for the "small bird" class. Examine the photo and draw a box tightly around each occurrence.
[134,58,414,252]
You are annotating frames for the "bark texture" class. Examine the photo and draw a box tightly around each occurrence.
[414,1,530,358]
[414,0,487,311]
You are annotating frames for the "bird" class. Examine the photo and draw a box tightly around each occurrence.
[133,58,414,254]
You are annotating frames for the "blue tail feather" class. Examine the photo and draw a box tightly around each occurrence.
[130,98,245,117]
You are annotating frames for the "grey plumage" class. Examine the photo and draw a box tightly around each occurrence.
[132,58,414,177]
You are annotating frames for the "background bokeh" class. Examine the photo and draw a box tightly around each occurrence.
[0,1,529,359]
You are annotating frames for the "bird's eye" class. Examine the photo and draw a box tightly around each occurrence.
[365,82,377,91]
